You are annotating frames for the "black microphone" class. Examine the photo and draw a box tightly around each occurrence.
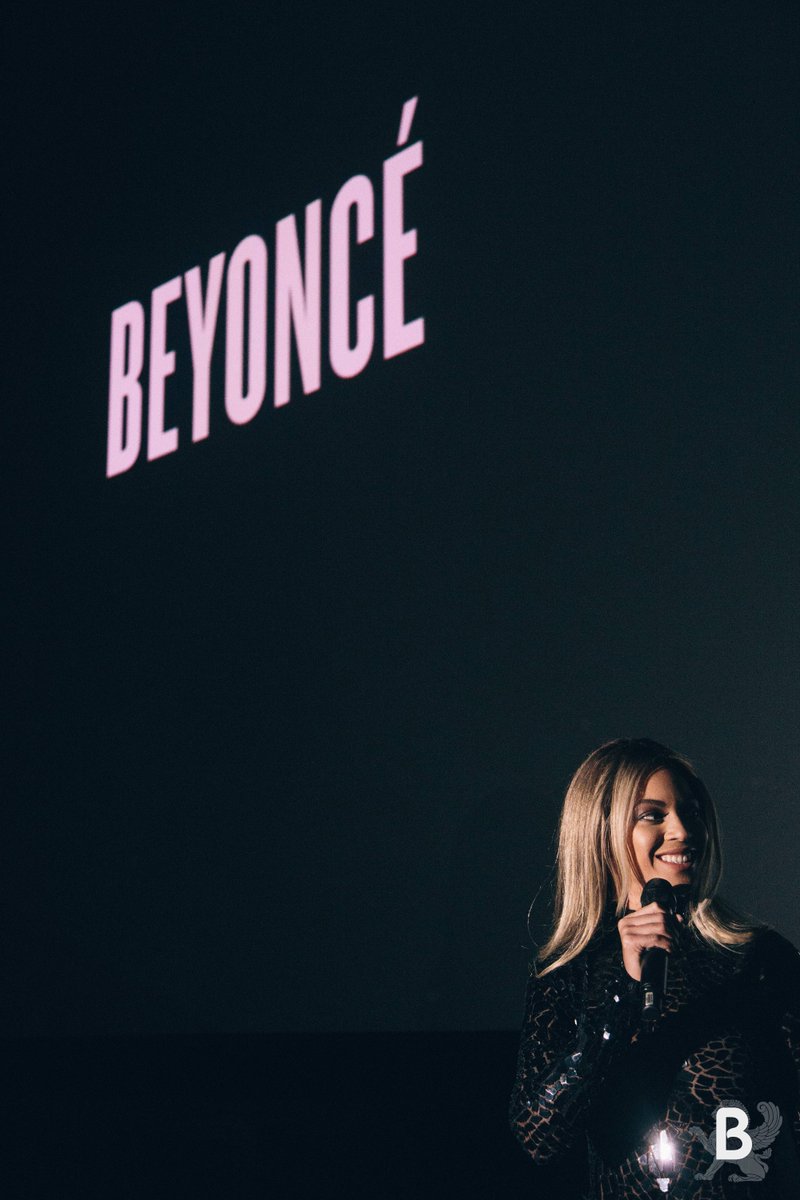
[639,878,676,1021]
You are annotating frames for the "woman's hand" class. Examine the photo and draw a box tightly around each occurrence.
[617,901,682,981]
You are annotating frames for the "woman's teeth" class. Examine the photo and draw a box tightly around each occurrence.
[658,854,693,865]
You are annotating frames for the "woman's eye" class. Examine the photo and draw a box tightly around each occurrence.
[636,810,662,822]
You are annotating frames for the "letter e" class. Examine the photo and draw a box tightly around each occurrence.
[147,275,182,460]
[383,141,424,359]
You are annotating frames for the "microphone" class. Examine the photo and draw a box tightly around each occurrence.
[639,878,676,1021]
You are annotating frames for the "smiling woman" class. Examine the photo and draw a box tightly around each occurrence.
[631,770,705,887]
[509,738,800,1198]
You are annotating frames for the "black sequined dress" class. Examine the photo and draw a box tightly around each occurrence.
[509,918,800,1198]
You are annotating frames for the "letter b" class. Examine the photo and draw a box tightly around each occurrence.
[106,301,145,478]
[715,1107,752,1160]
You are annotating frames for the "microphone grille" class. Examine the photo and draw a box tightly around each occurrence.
[640,878,676,912]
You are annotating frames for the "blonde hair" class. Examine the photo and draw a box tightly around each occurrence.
[537,738,759,975]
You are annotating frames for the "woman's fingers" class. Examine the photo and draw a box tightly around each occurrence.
[618,902,679,979]
[625,901,675,921]
[620,903,680,934]
[620,918,676,937]
[625,933,673,951]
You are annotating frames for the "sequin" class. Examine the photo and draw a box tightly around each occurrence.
[508,926,800,1197]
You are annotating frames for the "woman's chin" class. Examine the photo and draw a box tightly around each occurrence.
[654,861,694,881]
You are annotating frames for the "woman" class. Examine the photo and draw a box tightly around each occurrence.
[509,738,800,1198]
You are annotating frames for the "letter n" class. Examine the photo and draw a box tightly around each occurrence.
[274,200,322,408]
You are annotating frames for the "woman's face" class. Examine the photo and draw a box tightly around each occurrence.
[626,768,707,909]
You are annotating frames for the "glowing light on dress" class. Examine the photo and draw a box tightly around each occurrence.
[648,1127,675,1194]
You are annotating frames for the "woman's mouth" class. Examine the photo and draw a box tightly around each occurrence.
[656,852,694,867]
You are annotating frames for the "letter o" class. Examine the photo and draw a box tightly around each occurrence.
[225,234,268,425]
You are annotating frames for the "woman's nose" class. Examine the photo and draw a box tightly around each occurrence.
[665,810,690,841]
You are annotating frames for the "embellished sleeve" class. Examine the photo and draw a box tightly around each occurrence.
[508,956,640,1164]
[758,930,800,1146]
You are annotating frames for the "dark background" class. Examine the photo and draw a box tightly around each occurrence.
[5,3,799,1194]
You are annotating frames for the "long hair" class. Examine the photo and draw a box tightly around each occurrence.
[537,738,759,975]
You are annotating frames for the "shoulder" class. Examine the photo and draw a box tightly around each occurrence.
[748,927,800,982]
[527,953,584,993]
[523,952,587,1016]
[529,931,626,1007]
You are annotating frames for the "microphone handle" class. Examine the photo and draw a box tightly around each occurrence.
[640,946,668,1020]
